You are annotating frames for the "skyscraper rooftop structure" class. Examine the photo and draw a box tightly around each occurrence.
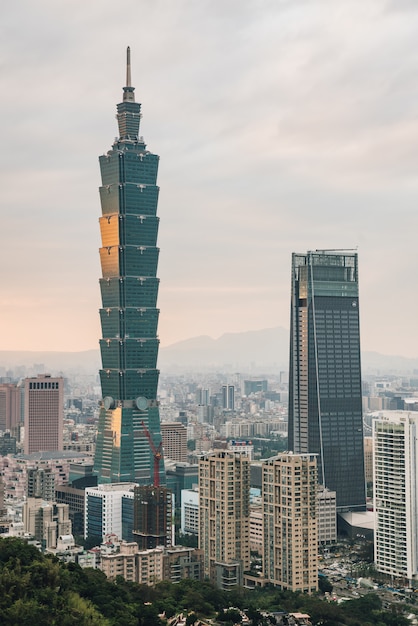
[288,250,366,512]
[94,48,164,486]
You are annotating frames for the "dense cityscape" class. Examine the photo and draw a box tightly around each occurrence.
[1,16,418,626]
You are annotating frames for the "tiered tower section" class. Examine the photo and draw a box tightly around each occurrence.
[94,48,165,485]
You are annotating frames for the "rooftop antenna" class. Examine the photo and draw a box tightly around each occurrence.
[123,46,135,103]
[126,46,131,87]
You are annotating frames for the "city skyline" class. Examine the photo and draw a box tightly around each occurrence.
[1,2,418,357]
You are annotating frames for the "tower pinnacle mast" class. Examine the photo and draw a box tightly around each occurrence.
[123,46,135,103]
[126,46,131,87]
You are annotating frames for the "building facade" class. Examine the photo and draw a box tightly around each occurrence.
[0,383,21,437]
[133,485,172,550]
[84,483,137,541]
[27,467,55,501]
[317,487,337,546]
[198,450,250,589]
[374,411,418,582]
[23,498,72,550]
[94,47,164,485]
[288,250,365,512]
[161,422,188,463]
[363,436,374,484]
[24,375,64,455]
[262,453,318,593]
[100,542,202,585]
[222,385,235,411]
[180,488,199,536]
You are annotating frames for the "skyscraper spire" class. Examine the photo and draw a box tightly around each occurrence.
[123,46,135,103]
[126,46,131,87]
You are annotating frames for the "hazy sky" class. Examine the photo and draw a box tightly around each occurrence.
[1,0,417,357]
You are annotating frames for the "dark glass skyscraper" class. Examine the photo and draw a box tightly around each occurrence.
[94,48,165,486]
[288,250,365,511]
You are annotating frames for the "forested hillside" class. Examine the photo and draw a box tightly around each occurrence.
[0,538,409,626]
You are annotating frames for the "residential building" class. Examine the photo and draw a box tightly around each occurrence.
[288,250,365,512]
[228,440,254,461]
[23,498,72,550]
[198,389,210,406]
[263,453,318,593]
[101,541,139,582]
[27,467,55,501]
[180,488,199,536]
[0,451,90,502]
[364,436,374,484]
[100,542,202,585]
[317,487,337,546]
[24,375,64,454]
[94,47,164,486]
[161,422,188,462]
[373,411,418,582]
[199,450,250,589]
[162,545,203,583]
[222,385,235,411]
[249,506,263,554]
[0,383,21,437]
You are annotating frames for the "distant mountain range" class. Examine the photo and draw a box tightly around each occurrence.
[0,327,417,375]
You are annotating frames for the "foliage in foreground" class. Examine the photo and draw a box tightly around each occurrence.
[0,537,411,626]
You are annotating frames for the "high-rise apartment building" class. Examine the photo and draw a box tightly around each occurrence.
[263,453,318,593]
[222,385,235,410]
[24,375,64,455]
[198,388,210,406]
[317,486,337,546]
[180,488,199,536]
[363,436,374,484]
[198,451,250,589]
[161,422,188,463]
[374,411,418,582]
[288,250,365,512]
[94,48,164,485]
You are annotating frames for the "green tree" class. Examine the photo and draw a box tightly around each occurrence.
[186,613,198,626]
[318,575,333,594]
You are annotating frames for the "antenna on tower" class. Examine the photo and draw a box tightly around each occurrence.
[123,46,135,103]
[126,46,131,87]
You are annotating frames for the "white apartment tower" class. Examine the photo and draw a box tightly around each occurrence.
[317,487,337,545]
[263,453,318,593]
[198,450,250,589]
[374,411,418,582]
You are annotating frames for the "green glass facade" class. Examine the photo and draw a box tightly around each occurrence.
[288,251,366,512]
[94,49,165,485]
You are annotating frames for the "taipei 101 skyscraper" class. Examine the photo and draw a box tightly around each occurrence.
[94,48,165,486]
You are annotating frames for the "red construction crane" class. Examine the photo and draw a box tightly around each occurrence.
[141,421,163,487]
